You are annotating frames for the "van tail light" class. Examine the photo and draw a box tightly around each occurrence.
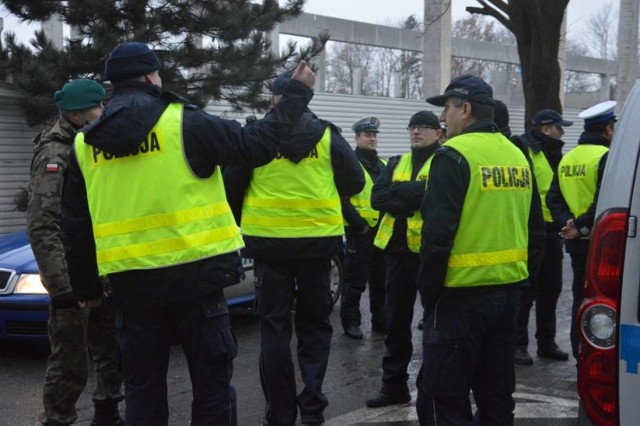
[578,209,627,425]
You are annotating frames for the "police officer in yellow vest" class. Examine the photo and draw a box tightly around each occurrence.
[224,73,364,425]
[418,75,536,424]
[513,109,573,366]
[365,110,443,408]
[60,42,317,426]
[340,116,388,340]
[547,100,616,359]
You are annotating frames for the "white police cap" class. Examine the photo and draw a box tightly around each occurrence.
[352,116,380,133]
[578,100,617,125]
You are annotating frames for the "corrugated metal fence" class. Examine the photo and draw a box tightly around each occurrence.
[206,92,584,158]
[0,86,587,234]
[0,85,39,234]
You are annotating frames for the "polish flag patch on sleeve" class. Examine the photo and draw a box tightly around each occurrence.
[46,163,60,173]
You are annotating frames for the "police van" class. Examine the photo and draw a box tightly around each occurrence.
[577,81,640,425]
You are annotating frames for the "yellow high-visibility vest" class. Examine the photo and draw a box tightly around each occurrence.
[346,158,387,227]
[241,126,343,238]
[373,153,431,253]
[558,144,608,219]
[74,103,243,275]
[443,132,531,287]
[528,147,555,223]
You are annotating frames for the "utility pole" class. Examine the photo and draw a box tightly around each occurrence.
[422,0,452,97]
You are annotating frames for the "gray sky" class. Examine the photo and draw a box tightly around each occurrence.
[0,0,608,45]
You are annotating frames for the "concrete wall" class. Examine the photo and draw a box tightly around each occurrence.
[276,13,625,108]
[28,12,626,109]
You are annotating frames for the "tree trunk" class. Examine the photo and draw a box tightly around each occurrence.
[509,0,569,127]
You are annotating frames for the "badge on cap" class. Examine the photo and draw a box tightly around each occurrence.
[579,100,617,125]
[352,116,380,133]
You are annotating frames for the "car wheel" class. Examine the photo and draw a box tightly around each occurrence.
[329,255,344,308]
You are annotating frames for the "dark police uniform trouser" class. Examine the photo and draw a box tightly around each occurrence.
[340,228,386,330]
[516,233,564,349]
[116,290,237,426]
[380,252,419,394]
[416,286,520,426]
[567,240,589,358]
[42,298,123,425]
[255,257,333,426]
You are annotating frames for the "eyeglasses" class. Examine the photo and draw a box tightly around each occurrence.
[406,125,436,133]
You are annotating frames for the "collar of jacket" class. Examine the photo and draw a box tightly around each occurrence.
[111,80,163,98]
[460,119,499,136]
[35,116,77,148]
[527,130,565,154]
[355,146,380,167]
[577,131,610,147]
[411,141,440,168]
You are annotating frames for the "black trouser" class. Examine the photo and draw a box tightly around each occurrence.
[340,228,386,330]
[516,232,564,349]
[416,287,520,426]
[379,252,419,394]
[568,241,589,358]
[255,258,333,426]
[117,291,237,426]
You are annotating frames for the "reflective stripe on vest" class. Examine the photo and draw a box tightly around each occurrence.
[346,158,387,227]
[558,144,608,219]
[443,132,531,287]
[373,153,431,253]
[241,126,343,238]
[528,147,555,223]
[74,103,244,275]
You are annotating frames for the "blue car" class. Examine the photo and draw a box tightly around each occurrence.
[0,230,343,341]
[0,231,49,340]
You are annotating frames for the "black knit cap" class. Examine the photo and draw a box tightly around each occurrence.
[409,110,440,129]
[104,42,161,83]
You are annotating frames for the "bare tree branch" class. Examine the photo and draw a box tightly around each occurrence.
[466,0,511,32]
[483,0,510,16]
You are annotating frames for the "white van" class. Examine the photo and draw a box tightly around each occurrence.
[577,81,640,425]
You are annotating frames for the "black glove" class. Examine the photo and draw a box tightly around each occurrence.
[50,292,79,310]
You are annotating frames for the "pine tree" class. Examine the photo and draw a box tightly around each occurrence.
[1,0,328,126]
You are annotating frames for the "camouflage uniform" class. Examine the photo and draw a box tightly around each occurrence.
[27,117,123,426]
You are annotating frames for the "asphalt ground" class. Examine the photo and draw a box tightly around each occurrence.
[0,256,578,425]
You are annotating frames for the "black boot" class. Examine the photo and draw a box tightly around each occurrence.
[91,400,124,426]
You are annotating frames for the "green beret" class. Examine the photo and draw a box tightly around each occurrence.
[54,79,105,112]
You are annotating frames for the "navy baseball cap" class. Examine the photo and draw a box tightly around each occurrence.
[531,109,573,127]
[426,75,495,106]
